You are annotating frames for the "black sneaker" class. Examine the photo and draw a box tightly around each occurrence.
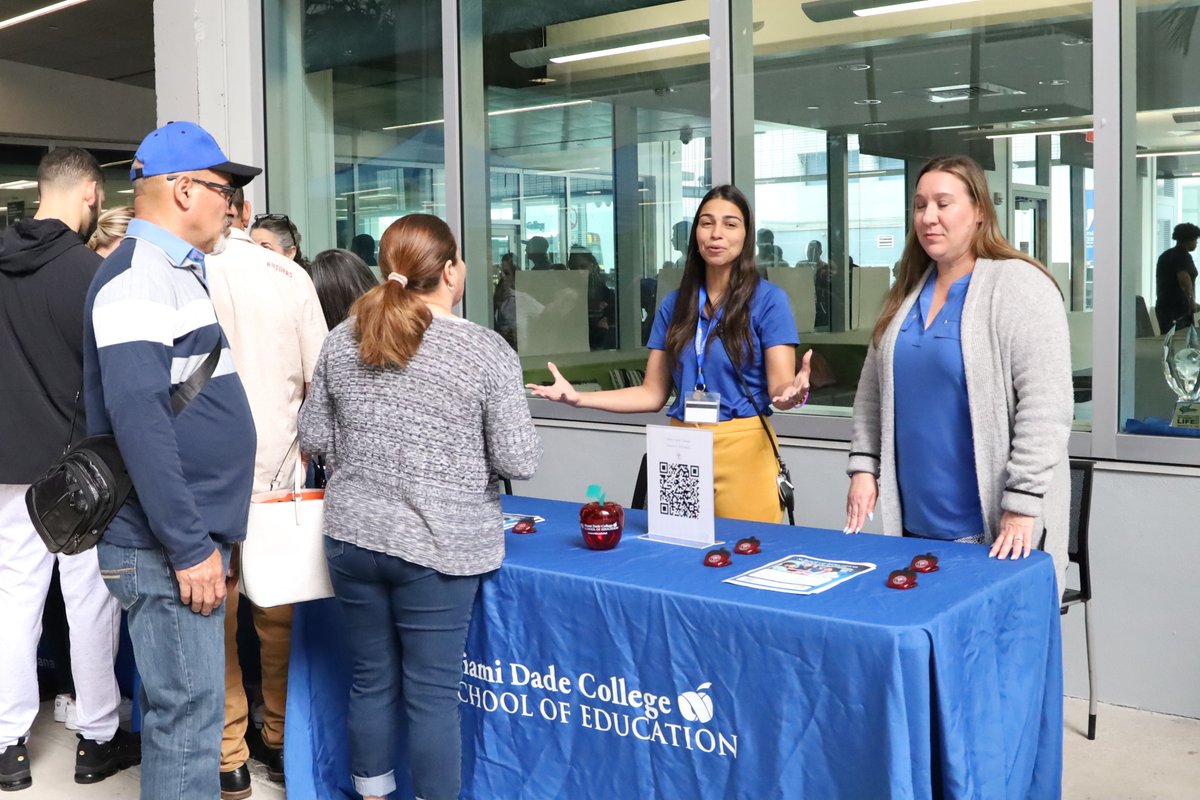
[75,729,141,784]
[0,739,31,792]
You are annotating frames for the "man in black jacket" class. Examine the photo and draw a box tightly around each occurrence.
[0,147,138,792]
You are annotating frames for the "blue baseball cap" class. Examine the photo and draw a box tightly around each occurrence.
[130,121,261,187]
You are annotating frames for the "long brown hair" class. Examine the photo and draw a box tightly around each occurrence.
[872,154,1059,344]
[352,214,457,368]
[663,185,761,369]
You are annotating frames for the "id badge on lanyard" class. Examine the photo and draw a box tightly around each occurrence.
[684,286,721,424]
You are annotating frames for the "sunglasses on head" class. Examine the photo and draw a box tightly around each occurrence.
[252,213,298,238]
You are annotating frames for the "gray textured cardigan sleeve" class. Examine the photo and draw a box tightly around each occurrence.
[994,263,1074,519]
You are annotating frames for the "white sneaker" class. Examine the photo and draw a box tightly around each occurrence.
[53,694,72,723]
[64,700,80,731]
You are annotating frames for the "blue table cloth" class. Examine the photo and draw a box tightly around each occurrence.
[285,497,1062,799]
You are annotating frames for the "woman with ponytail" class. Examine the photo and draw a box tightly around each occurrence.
[529,184,812,523]
[298,213,541,800]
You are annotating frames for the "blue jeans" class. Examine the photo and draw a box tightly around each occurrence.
[324,538,481,800]
[98,542,230,800]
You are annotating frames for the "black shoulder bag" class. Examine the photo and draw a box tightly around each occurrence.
[25,269,224,555]
[720,332,796,525]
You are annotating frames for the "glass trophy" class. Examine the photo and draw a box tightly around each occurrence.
[1162,323,1200,428]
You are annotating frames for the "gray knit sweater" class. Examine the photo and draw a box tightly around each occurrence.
[848,258,1073,594]
[298,315,542,576]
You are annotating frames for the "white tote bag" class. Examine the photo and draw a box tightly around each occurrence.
[241,463,334,607]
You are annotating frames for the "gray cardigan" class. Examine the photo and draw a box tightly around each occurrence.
[848,258,1073,593]
[299,316,542,576]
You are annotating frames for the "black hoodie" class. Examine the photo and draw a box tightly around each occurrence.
[0,217,101,483]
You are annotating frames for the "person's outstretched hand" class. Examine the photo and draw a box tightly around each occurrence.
[773,349,813,409]
[525,362,580,406]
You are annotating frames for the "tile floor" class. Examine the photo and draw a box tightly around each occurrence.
[8,697,1199,798]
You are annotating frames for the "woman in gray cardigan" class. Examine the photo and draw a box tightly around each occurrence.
[845,155,1072,594]
[299,214,541,800]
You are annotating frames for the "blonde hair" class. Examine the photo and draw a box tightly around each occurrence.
[872,155,1059,344]
[87,206,134,252]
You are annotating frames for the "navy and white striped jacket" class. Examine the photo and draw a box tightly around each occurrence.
[83,219,256,570]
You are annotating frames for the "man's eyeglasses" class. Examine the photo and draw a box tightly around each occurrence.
[166,175,238,206]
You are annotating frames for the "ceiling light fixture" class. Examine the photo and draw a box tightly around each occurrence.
[0,180,38,190]
[550,33,709,64]
[0,0,90,32]
[383,100,593,131]
[984,126,1092,140]
[1137,149,1200,159]
[801,0,977,23]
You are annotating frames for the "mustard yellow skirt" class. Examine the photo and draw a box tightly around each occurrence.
[670,416,783,524]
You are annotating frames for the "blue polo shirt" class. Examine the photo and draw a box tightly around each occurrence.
[648,279,799,421]
[82,219,257,570]
[893,271,984,539]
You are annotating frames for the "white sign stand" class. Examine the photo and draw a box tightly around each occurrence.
[640,424,719,549]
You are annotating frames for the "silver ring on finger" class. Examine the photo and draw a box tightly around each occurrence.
[1014,537,1023,543]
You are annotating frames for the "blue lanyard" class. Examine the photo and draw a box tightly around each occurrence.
[694,286,722,390]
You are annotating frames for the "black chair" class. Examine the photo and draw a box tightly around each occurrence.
[631,453,649,510]
[1061,459,1097,740]
[501,478,513,496]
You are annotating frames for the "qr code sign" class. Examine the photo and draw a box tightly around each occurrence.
[658,461,700,519]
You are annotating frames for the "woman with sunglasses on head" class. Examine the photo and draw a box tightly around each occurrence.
[844,155,1072,595]
[529,184,812,523]
[298,214,541,800]
[251,213,308,267]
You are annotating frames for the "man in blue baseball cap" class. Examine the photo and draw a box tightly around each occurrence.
[82,121,261,800]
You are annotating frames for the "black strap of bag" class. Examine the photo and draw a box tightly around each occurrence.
[26,266,224,555]
[717,328,796,525]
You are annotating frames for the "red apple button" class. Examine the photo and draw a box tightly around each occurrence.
[704,548,732,567]
[733,536,761,555]
[887,569,918,589]
[909,553,939,573]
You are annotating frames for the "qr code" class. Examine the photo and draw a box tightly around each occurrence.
[658,461,700,518]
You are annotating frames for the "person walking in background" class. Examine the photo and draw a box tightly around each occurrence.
[307,247,379,330]
[845,155,1073,595]
[86,206,134,258]
[0,147,136,792]
[529,185,812,523]
[299,214,541,800]
[251,212,308,267]
[208,188,328,798]
[84,121,260,800]
[1154,221,1200,334]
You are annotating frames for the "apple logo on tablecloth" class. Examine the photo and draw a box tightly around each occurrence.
[677,682,714,723]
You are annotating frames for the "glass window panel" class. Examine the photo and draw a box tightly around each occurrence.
[752,0,1093,424]
[1123,0,1200,436]
[481,0,711,376]
[263,0,444,271]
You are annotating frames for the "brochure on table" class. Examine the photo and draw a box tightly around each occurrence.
[641,424,718,548]
[502,513,545,531]
[725,554,876,595]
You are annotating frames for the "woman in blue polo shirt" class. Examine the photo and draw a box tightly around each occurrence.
[844,155,1073,593]
[528,184,811,522]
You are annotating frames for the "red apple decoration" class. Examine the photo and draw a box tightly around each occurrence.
[909,553,939,573]
[580,501,624,550]
[886,569,918,590]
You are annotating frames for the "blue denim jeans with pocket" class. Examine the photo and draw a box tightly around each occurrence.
[324,537,481,800]
[98,541,230,800]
